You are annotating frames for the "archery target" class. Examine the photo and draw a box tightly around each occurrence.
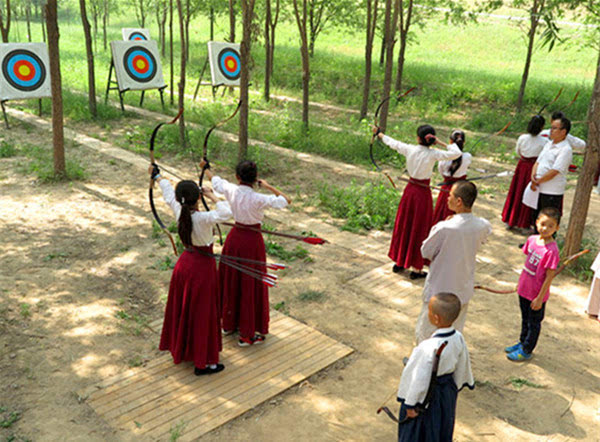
[207,42,241,86]
[110,40,165,91]
[121,28,151,41]
[0,43,51,100]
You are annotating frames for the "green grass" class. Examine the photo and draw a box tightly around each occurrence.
[297,290,327,303]
[265,241,312,263]
[557,233,598,282]
[0,407,21,428]
[509,377,545,389]
[0,140,17,158]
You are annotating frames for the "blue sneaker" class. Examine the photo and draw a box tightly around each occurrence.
[504,342,522,353]
[507,347,532,362]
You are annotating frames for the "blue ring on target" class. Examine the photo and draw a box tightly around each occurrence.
[128,32,148,41]
[1,49,46,92]
[217,48,241,80]
[123,46,157,83]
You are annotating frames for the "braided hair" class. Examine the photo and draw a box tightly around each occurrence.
[448,130,465,177]
[175,180,200,247]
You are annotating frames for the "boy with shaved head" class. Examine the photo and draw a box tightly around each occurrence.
[416,181,491,343]
[397,293,474,442]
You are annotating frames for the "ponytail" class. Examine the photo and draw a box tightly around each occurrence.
[448,130,465,177]
[175,180,200,247]
[417,124,436,147]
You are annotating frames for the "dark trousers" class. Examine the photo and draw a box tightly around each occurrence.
[533,193,563,234]
[519,295,546,354]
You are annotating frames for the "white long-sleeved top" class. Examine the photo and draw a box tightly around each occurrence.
[380,135,462,179]
[516,133,547,158]
[421,212,491,305]
[158,179,232,246]
[540,129,586,151]
[212,176,288,224]
[535,139,573,195]
[438,152,472,178]
[397,327,474,407]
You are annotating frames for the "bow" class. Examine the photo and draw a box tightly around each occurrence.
[199,100,243,245]
[474,249,590,294]
[377,341,449,424]
[149,109,184,257]
[437,170,514,187]
[370,87,416,188]
[469,121,512,153]
[538,87,563,115]
[221,222,327,245]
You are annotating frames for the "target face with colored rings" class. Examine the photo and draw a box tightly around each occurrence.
[123,46,157,83]
[218,48,241,80]
[128,32,148,41]
[2,49,46,92]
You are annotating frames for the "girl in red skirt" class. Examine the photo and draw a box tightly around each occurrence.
[150,165,232,375]
[374,125,462,279]
[502,115,546,231]
[432,130,471,226]
[205,161,291,347]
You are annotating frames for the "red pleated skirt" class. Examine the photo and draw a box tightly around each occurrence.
[220,223,269,340]
[432,175,466,226]
[388,178,433,271]
[502,156,536,228]
[159,245,221,369]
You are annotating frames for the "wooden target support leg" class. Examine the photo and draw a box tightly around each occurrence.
[1,100,9,129]
[105,59,125,112]
[139,90,145,107]
[38,99,42,117]
[105,59,114,105]
[118,89,126,112]
[193,55,209,101]
[158,86,166,110]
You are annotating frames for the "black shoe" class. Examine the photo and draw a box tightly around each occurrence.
[194,363,225,375]
[402,356,409,366]
[409,271,427,280]
[392,264,405,274]
[518,243,524,249]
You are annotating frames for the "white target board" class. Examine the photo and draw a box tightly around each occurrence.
[122,28,151,42]
[110,40,165,92]
[207,41,241,87]
[0,43,52,101]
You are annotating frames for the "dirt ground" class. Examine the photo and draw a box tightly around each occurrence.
[1,115,599,442]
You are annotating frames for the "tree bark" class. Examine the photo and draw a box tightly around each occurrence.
[238,0,256,161]
[176,0,186,147]
[517,0,543,111]
[379,0,399,131]
[360,0,378,120]
[563,49,600,256]
[379,32,385,66]
[41,4,45,42]
[79,0,97,117]
[102,0,108,50]
[265,0,271,102]
[209,7,214,40]
[293,0,310,127]
[394,0,412,92]
[169,0,174,105]
[45,0,65,176]
[25,2,31,42]
[0,0,12,42]
[229,0,236,42]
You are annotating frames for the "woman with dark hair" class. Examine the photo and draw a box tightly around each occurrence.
[502,115,546,231]
[149,166,232,375]
[205,160,291,347]
[432,130,471,225]
[374,124,462,279]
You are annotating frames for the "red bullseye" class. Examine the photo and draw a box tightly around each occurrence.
[224,56,238,73]
[14,60,36,81]
[132,55,149,74]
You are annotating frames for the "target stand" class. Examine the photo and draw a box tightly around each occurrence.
[0,43,51,129]
[106,40,167,112]
[194,41,240,101]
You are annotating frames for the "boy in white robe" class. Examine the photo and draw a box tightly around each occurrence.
[397,293,474,442]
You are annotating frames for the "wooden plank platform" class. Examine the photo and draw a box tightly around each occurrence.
[347,263,422,306]
[81,311,353,440]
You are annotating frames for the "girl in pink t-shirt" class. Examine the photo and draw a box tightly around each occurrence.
[505,207,561,361]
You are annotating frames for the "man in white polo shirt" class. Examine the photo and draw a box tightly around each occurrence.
[531,116,572,222]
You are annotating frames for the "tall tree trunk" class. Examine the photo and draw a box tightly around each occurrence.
[360,0,378,120]
[264,0,271,101]
[563,50,600,256]
[79,0,97,117]
[238,0,256,161]
[268,0,279,78]
[176,0,186,147]
[229,0,236,42]
[517,0,542,111]
[102,0,107,51]
[209,7,214,40]
[45,0,65,176]
[379,0,399,131]
[394,0,412,92]
[169,0,174,105]
[0,0,11,42]
[293,0,309,127]
[41,5,45,42]
[25,2,31,42]
[379,33,385,66]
